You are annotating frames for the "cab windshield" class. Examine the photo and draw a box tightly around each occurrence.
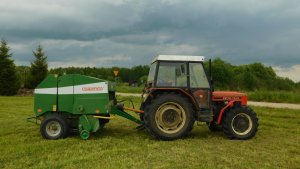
[147,62,157,85]
[189,62,210,88]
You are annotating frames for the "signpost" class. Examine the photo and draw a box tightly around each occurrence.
[113,68,119,83]
[113,68,119,77]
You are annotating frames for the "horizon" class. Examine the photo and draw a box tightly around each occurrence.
[15,57,299,83]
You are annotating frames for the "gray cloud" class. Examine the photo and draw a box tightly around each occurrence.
[1,0,300,79]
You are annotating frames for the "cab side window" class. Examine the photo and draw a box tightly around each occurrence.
[156,62,187,87]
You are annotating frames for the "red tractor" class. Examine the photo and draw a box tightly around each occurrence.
[140,55,258,140]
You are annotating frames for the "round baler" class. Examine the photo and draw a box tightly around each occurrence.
[33,74,142,139]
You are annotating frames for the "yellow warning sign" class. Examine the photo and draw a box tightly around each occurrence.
[113,68,119,77]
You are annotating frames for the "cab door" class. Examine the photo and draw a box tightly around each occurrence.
[188,62,211,110]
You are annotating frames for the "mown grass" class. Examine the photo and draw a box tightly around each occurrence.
[116,83,300,104]
[115,83,143,94]
[0,96,299,169]
[247,90,300,104]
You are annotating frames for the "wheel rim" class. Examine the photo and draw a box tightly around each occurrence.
[155,102,186,134]
[231,113,252,135]
[45,121,62,137]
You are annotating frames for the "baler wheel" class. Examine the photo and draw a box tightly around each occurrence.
[222,106,258,140]
[40,114,69,139]
[144,93,195,140]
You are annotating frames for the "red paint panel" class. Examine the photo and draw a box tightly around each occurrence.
[217,100,235,124]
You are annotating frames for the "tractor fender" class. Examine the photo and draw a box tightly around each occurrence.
[217,100,235,125]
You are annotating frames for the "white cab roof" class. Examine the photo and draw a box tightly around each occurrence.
[152,55,205,63]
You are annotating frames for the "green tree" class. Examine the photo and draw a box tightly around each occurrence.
[0,39,20,95]
[207,58,235,90]
[16,66,30,88]
[242,66,257,90]
[27,45,48,89]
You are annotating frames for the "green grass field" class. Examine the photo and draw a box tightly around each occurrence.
[0,96,299,169]
[115,83,143,94]
[115,83,300,104]
[247,90,300,104]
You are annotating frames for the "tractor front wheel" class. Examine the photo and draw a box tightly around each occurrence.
[144,93,195,140]
[40,113,69,139]
[222,106,258,140]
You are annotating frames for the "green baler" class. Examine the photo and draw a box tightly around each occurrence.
[33,74,142,139]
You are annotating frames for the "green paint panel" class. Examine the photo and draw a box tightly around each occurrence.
[73,74,110,115]
[58,75,74,112]
[58,95,73,113]
[34,75,58,116]
[34,94,56,116]
[58,74,74,87]
[36,74,58,88]
[73,74,105,86]
[73,94,109,114]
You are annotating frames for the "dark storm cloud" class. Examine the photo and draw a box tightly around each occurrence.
[1,0,300,69]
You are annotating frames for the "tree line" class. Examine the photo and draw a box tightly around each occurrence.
[49,65,149,85]
[49,59,299,91]
[204,59,299,91]
[0,39,299,96]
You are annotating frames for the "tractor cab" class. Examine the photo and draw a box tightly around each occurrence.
[145,55,212,121]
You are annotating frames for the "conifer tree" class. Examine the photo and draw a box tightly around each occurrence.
[28,45,48,89]
[0,39,20,95]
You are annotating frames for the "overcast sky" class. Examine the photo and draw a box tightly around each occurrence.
[1,0,299,81]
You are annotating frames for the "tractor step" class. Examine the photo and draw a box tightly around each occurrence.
[197,109,213,122]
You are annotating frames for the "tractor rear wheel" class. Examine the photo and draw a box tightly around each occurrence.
[40,113,69,139]
[139,114,144,121]
[222,106,258,140]
[144,93,195,140]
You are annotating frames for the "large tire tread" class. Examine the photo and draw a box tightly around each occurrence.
[40,113,69,139]
[222,106,258,140]
[144,93,195,140]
